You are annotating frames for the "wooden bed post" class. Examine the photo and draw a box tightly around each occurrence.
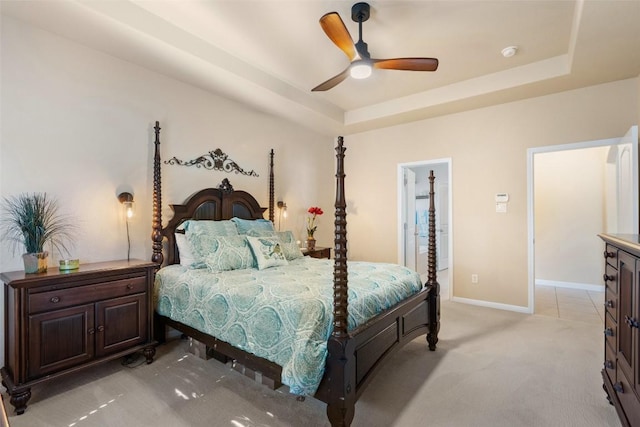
[269,149,275,222]
[151,121,164,266]
[426,170,440,350]
[326,136,355,427]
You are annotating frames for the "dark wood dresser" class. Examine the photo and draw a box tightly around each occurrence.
[599,234,640,426]
[1,259,157,415]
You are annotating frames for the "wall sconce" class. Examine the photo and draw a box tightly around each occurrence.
[277,200,287,231]
[118,192,135,219]
[117,191,134,261]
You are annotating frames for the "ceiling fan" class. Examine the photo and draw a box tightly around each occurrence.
[312,2,439,92]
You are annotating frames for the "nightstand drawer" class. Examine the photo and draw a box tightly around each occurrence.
[29,276,146,313]
[303,247,331,259]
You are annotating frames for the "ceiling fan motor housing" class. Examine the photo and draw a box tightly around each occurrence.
[351,2,370,22]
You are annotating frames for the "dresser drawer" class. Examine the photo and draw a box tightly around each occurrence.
[604,264,618,295]
[604,312,617,352]
[604,244,618,268]
[29,276,147,314]
[615,371,640,427]
[605,288,617,320]
[604,341,616,381]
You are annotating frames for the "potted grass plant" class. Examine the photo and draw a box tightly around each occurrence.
[1,193,77,273]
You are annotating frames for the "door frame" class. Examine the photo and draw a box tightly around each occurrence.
[527,129,637,313]
[397,158,453,299]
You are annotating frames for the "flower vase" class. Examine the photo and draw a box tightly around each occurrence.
[306,238,316,251]
[22,251,49,274]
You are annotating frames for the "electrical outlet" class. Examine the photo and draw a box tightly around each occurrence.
[471,274,479,284]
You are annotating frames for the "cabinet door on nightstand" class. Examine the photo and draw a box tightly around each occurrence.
[95,293,147,357]
[28,304,95,379]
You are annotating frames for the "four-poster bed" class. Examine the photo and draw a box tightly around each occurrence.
[150,121,440,426]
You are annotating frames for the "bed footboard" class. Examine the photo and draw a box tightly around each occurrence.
[317,286,437,423]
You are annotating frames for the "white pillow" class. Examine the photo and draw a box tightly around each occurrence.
[174,233,196,267]
[246,236,288,270]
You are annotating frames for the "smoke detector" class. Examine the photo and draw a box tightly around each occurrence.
[501,46,518,58]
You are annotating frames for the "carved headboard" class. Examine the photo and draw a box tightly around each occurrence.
[160,178,266,266]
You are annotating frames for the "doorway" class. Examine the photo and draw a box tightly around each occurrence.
[398,159,452,299]
[527,126,638,316]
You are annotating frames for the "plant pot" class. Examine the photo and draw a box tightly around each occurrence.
[306,238,316,250]
[23,251,49,274]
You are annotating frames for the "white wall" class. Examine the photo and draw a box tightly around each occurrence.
[344,78,638,309]
[534,146,609,286]
[0,16,335,366]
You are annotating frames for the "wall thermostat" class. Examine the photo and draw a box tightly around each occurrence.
[495,193,509,203]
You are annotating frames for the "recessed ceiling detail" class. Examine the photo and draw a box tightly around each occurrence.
[1,0,638,135]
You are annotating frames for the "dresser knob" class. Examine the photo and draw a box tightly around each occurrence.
[88,328,95,335]
[126,283,134,290]
[603,273,615,282]
[605,360,614,369]
[624,315,639,329]
[604,250,616,259]
[604,328,614,337]
[605,300,615,308]
[97,325,105,332]
[613,382,624,393]
[50,296,60,303]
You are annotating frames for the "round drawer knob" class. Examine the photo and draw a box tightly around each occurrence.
[127,283,134,290]
[605,300,615,308]
[50,296,60,303]
[97,325,105,332]
[603,274,615,282]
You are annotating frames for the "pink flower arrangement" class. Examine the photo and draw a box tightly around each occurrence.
[306,206,324,239]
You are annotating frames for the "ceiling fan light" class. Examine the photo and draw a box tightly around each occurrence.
[350,62,372,79]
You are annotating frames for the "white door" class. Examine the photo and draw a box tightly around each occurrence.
[403,169,417,271]
[437,182,449,270]
[617,126,639,233]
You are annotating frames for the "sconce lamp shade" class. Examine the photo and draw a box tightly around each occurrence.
[277,200,287,218]
[117,192,135,219]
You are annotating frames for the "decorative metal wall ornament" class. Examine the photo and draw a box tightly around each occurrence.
[164,148,259,177]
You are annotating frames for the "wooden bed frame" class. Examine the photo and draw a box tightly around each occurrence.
[150,121,440,427]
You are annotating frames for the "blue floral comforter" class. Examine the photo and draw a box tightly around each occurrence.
[154,257,422,395]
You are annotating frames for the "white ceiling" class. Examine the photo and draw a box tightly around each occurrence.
[2,0,640,136]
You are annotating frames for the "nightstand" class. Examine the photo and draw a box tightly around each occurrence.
[1,259,157,415]
[302,247,331,259]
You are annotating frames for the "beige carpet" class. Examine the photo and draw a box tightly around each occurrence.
[2,301,621,427]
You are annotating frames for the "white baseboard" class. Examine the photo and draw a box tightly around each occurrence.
[535,279,604,292]
[451,296,531,314]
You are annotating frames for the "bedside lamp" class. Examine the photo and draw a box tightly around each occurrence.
[117,191,134,261]
[117,192,135,219]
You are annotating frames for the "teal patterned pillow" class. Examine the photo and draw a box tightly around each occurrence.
[232,217,275,234]
[203,235,256,272]
[184,220,239,268]
[246,230,303,260]
[183,220,238,236]
[246,236,288,270]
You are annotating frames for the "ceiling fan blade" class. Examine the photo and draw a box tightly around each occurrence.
[319,12,357,61]
[311,67,350,92]
[373,58,439,72]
